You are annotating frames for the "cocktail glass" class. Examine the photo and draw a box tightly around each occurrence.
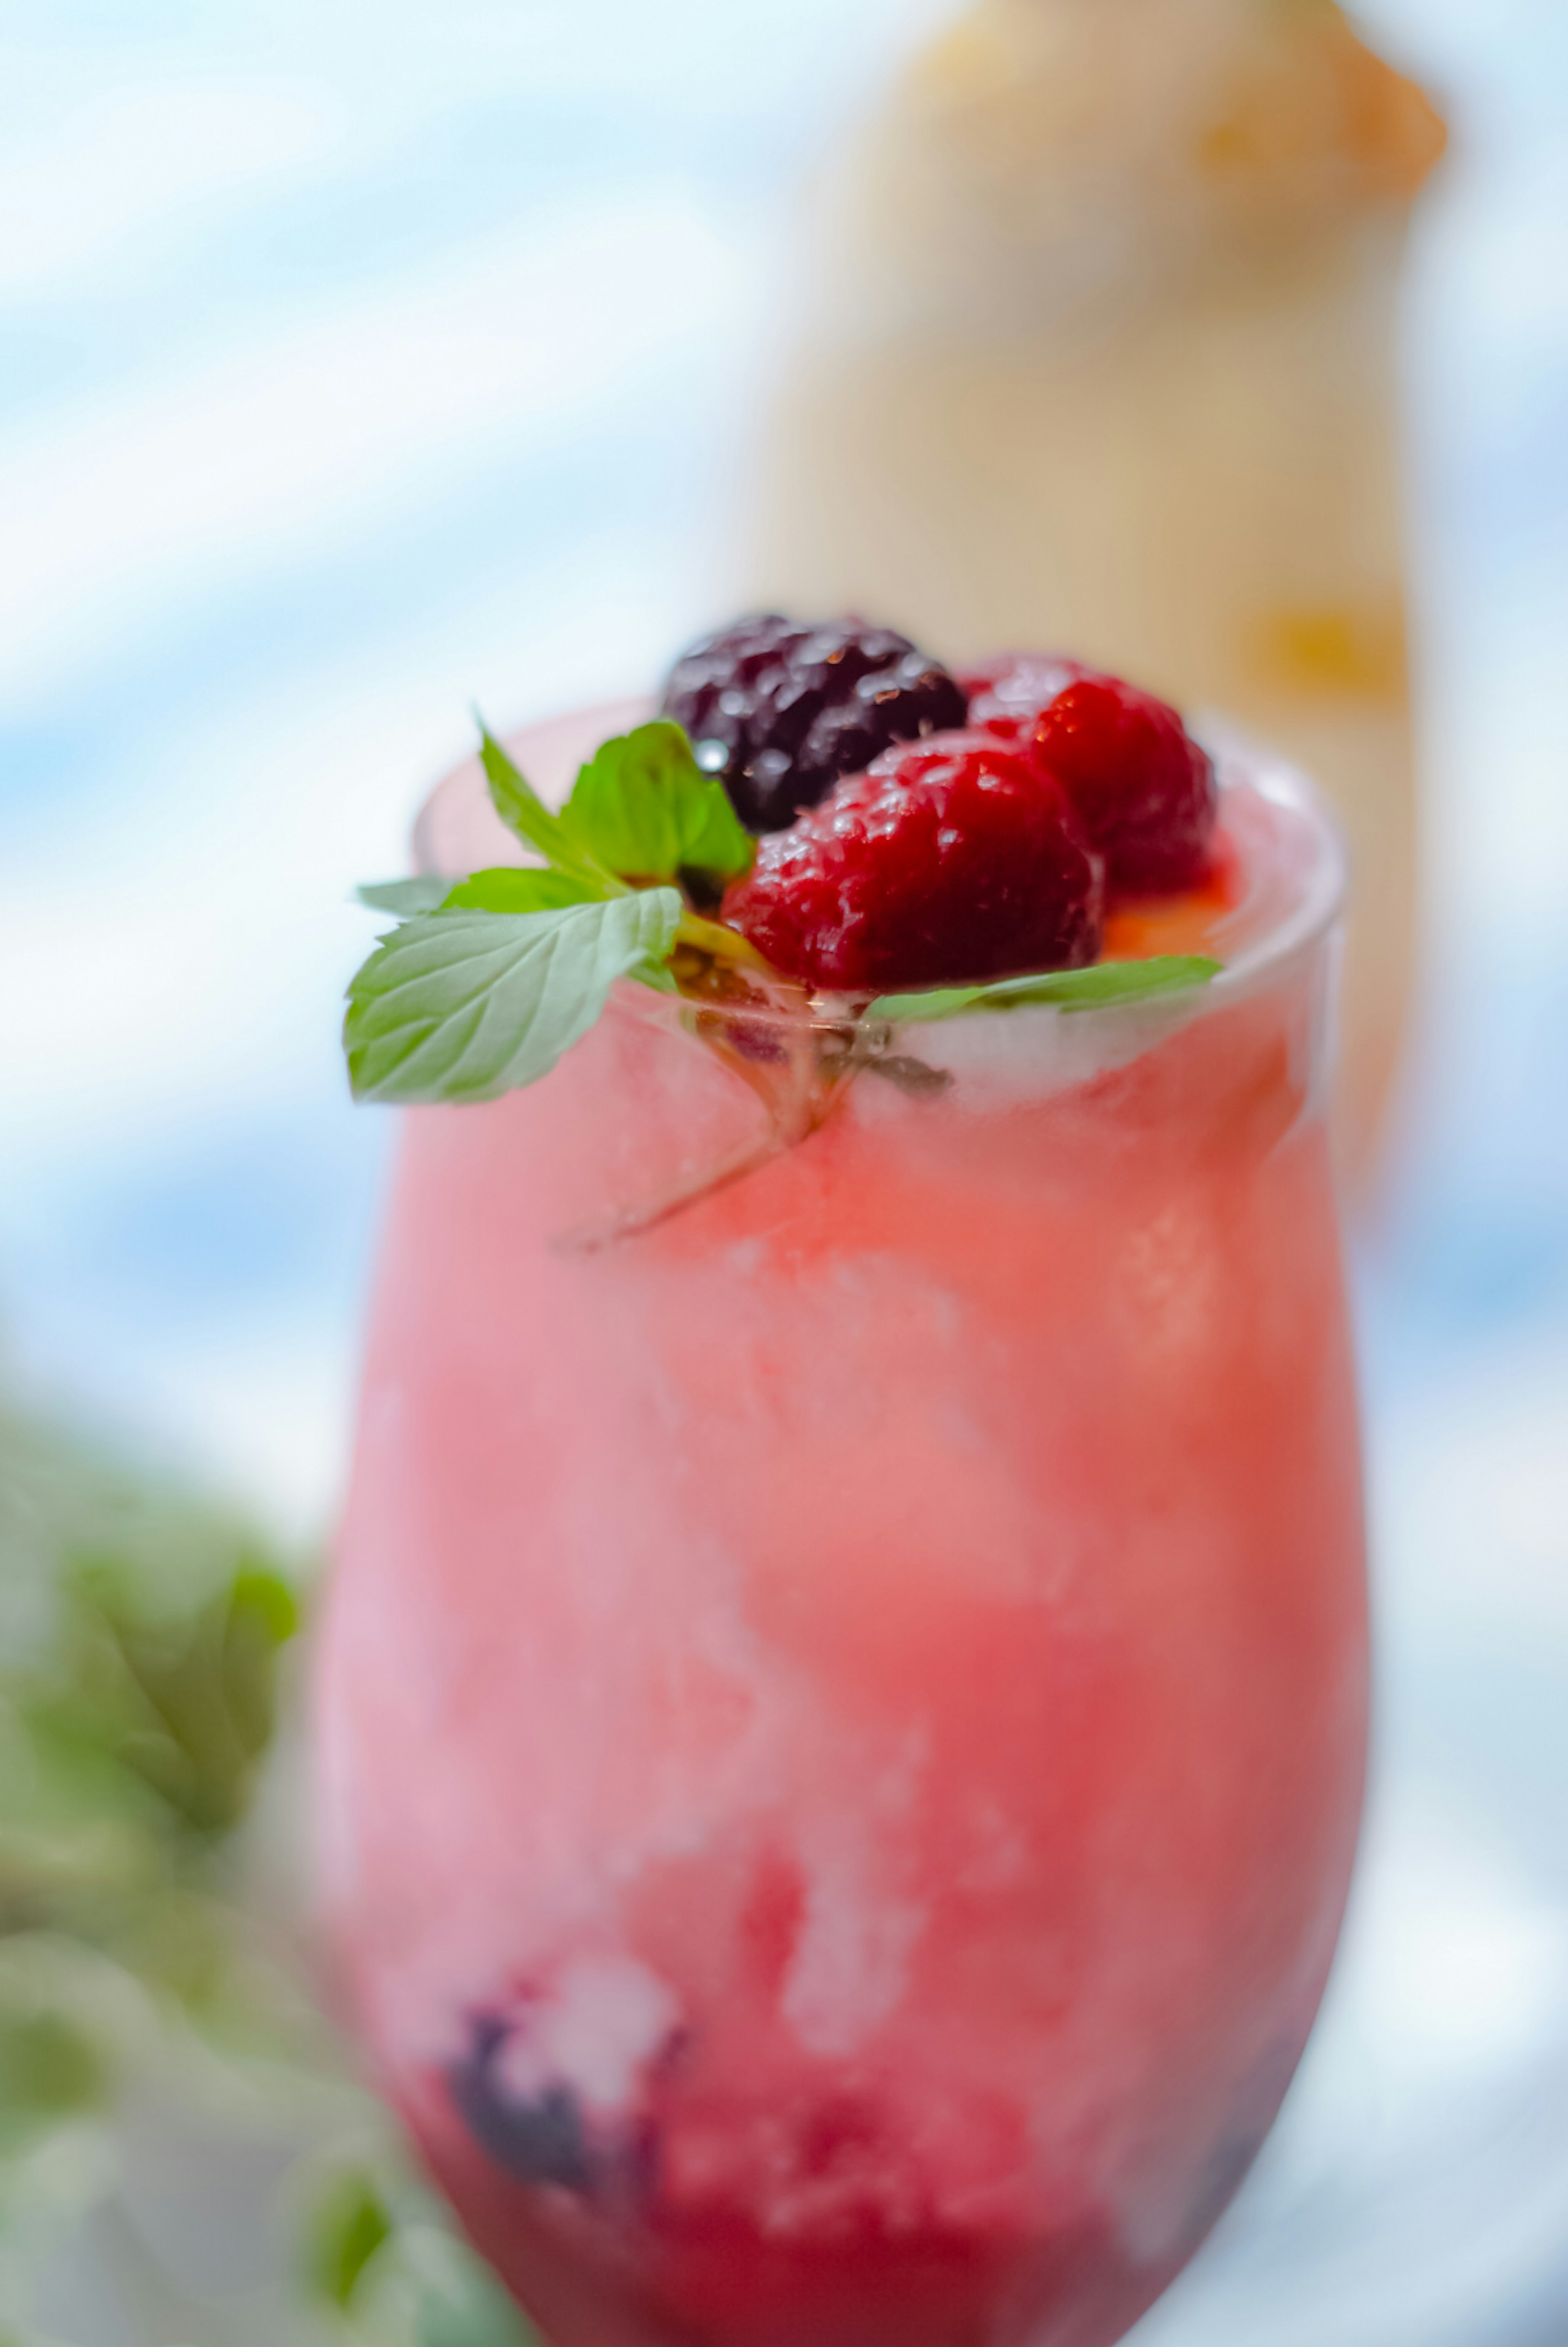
[317,708,1366,2347]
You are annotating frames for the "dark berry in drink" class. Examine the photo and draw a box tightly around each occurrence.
[662,614,968,831]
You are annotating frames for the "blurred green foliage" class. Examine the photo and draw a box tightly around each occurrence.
[0,1399,534,2347]
[0,1409,295,1937]
[310,2172,397,2311]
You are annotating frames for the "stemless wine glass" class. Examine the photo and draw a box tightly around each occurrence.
[317,707,1365,2347]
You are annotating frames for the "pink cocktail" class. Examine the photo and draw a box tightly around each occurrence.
[318,709,1365,2347]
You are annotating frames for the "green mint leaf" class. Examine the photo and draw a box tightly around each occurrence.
[357,877,455,915]
[866,984,993,1022]
[441,866,598,913]
[345,890,682,1104]
[630,959,681,995]
[563,720,755,885]
[478,724,617,892]
[870,956,1223,1023]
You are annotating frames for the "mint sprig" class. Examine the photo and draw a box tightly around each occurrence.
[479,727,615,893]
[345,892,682,1103]
[562,721,754,887]
[356,877,454,915]
[478,718,753,897]
[345,719,767,1104]
[441,867,598,914]
[869,955,1223,1024]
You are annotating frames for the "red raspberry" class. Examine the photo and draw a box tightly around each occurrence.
[967,658,1217,897]
[721,732,1104,994]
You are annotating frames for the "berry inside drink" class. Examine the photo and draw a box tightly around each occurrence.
[322,663,1366,2347]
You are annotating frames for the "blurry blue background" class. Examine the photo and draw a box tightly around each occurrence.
[2,2,1567,2341]
[3,0,967,1522]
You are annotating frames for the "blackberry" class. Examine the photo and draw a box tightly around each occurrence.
[660,614,969,832]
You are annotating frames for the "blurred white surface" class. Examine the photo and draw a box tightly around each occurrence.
[2,3,1567,2341]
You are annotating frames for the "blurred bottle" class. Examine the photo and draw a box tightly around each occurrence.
[745,0,1444,1172]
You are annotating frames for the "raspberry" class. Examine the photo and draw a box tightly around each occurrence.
[967,657,1217,897]
[721,732,1104,994]
[662,614,969,832]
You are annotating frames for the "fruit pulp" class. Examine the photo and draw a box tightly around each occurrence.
[318,726,1366,2347]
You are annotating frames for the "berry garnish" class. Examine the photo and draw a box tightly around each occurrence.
[344,652,1221,1129]
[967,658,1217,897]
[720,732,1104,994]
[662,614,969,833]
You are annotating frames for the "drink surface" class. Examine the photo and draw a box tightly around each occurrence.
[320,712,1367,2347]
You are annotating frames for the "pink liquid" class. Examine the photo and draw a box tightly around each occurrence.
[318,714,1366,2347]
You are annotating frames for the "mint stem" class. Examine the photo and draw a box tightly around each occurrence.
[676,908,775,975]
